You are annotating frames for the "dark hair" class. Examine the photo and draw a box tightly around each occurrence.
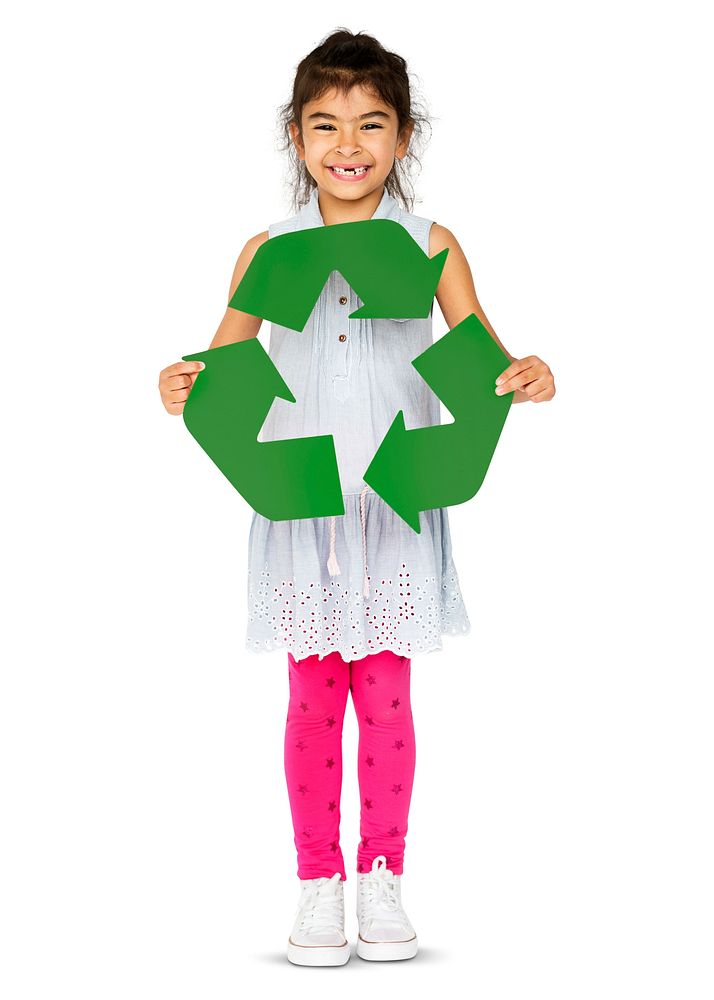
[276,28,433,215]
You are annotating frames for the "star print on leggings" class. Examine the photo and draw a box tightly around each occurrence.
[325,676,336,687]
[363,798,373,810]
[393,739,405,750]
[298,784,309,796]
[303,826,313,838]
[364,715,374,726]
[391,698,400,709]
[325,757,335,769]
[328,800,337,812]
[361,836,370,847]
[295,739,307,752]
[326,715,336,728]
[392,783,403,794]
[366,674,377,685]
[365,755,375,767]
[330,841,339,853]
[388,826,400,837]
[299,701,309,712]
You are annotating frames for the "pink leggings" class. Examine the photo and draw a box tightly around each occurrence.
[284,649,416,881]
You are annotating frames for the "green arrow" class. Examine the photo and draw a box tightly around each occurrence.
[363,313,513,531]
[182,339,345,520]
[229,219,448,331]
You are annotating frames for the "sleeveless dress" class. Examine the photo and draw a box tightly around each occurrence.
[245,185,472,661]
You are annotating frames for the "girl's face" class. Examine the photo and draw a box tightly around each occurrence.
[291,84,412,203]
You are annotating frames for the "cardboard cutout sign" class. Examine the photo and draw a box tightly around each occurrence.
[182,219,513,532]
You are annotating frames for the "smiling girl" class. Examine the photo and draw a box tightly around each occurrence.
[158,27,555,966]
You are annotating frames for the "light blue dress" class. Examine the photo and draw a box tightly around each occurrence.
[245,185,471,661]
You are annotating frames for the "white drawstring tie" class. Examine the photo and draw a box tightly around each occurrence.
[326,485,371,599]
[327,516,341,576]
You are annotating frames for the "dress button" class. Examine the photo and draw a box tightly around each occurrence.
[339,295,348,304]
[338,333,347,342]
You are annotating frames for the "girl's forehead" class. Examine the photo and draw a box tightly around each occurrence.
[303,86,390,117]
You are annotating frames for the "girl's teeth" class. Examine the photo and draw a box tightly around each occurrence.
[332,166,368,175]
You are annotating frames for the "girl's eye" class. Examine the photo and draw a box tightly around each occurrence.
[315,123,382,131]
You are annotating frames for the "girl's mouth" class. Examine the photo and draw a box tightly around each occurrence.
[327,165,372,182]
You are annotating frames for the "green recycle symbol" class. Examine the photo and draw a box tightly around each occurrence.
[182,219,513,532]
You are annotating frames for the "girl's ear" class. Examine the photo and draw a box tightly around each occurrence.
[289,121,304,158]
[397,120,415,158]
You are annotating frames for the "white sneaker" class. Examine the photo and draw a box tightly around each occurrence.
[356,855,418,961]
[287,872,350,966]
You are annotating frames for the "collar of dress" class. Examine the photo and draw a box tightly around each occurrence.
[299,184,402,228]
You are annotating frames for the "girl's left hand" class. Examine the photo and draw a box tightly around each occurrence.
[494,355,556,403]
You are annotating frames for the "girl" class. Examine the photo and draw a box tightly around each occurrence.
[159,28,555,967]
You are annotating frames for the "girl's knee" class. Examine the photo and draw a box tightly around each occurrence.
[351,652,411,719]
[353,685,412,727]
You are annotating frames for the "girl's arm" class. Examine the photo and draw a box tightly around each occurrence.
[430,224,531,404]
[208,231,270,349]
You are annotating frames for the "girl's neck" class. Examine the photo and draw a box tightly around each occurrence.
[316,184,386,227]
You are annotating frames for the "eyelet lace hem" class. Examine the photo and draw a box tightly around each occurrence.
[245,557,471,661]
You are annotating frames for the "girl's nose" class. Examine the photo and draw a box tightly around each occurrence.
[336,133,361,151]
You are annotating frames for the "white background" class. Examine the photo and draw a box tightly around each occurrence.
[2,1,712,997]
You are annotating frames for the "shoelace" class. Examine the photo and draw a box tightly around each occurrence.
[298,878,344,933]
[359,858,402,919]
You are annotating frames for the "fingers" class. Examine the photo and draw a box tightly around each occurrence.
[158,360,205,414]
[499,371,541,394]
[167,384,192,402]
[161,360,205,379]
[494,359,528,395]
[505,375,556,402]
[495,357,553,398]
[165,372,195,390]
[164,399,187,413]
[528,381,557,402]
[495,356,534,388]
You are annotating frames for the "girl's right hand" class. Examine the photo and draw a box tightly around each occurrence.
[158,360,205,415]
